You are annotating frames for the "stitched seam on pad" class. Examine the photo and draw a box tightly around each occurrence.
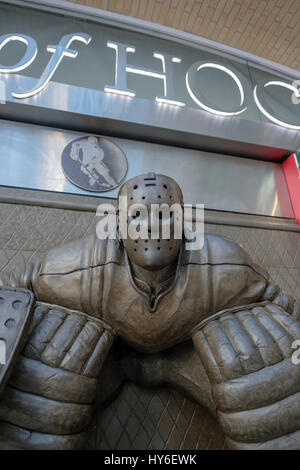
[81,330,106,376]
[201,328,225,382]
[58,319,88,369]
[6,384,94,406]
[39,260,123,277]
[217,359,300,413]
[41,316,87,367]
[233,308,278,367]
[25,312,67,359]
[235,311,272,370]
[36,301,116,334]
[3,386,92,413]
[216,317,246,377]
[41,261,269,279]
[190,301,271,336]
[181,262,269,282]
[28,305,49,338]
[252,308,285,364]
[18,356,96,382]
[235,312,265,356]
[0,418,87,437]
[264,304,300,339]
[226,428,300,446]
[38,313,68,357]
[219,313,263,376]
[78,325,103,375]
[219,389,300,418]
[255,307,294,358]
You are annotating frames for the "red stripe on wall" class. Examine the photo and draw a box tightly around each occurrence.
[283,154,300,225]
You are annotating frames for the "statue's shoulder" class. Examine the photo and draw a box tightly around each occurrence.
[185,233,268,281]
[185,233,249,265]
[40,235,121,276]
[206,233,249,262]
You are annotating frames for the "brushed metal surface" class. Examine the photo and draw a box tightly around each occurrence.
[1,75,300,161]
[0,186,298,231]
[0,120,294,218]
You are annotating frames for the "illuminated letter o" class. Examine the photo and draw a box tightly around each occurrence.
[186,61,247,116]
[0,34,37,73]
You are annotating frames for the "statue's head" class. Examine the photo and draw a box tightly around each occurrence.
[118,173,183,270]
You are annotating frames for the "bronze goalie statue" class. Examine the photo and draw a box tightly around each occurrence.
[0,173,299,450]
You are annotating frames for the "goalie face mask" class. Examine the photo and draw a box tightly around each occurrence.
[118,173,184,270]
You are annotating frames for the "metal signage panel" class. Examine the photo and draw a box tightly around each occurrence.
[0,119,294,218]
[0,3,299,158]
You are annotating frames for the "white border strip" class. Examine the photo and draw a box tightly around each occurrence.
[3,0,300,80]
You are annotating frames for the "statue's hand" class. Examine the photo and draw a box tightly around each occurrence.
[193,303,300,449]
[0,304,115,449]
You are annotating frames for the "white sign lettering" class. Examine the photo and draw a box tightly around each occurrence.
[0,34,37,73]
[186,61,247,116]
[12,33,91,99]
[0,32,299,130]
[104,40,185,106]
[254,81,300,130]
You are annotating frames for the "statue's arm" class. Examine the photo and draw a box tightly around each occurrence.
[192,303,300,449]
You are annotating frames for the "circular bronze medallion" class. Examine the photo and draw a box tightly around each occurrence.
[61,135,128,192]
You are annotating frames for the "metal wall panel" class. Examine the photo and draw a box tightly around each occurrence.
[0,120,294,218]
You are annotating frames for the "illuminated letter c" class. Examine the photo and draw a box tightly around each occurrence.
[254,80,300,130]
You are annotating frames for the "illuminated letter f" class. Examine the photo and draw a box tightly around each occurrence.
[12,33,92,99]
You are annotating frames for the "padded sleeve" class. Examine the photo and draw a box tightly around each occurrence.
[0,304,116,449]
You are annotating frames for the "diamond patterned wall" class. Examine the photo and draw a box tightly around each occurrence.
[87,383,226,450]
